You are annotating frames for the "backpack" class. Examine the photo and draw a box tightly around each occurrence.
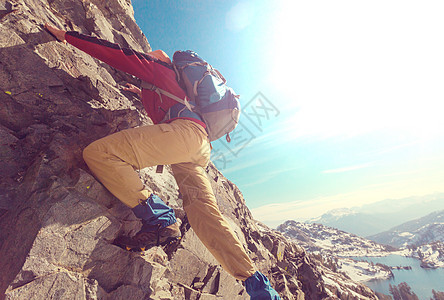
[142,50,240,142]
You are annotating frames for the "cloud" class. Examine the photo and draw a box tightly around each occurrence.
[358,140,421,159]
[219,158,266,175]
[250,172,444,229]
[322,162,373,174]
[251,189,390,229]
[239,165,303,188]
[250,196,352,228]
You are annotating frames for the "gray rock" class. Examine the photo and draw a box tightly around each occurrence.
[6,271,87,300]
[106,285,145,300]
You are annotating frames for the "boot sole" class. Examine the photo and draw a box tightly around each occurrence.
[113,235,181,252]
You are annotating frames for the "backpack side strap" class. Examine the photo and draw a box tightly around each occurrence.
[140,81,195,111]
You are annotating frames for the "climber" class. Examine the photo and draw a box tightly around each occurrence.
[44,23,280,299]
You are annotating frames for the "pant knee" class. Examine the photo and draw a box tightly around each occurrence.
[82,141,100,165]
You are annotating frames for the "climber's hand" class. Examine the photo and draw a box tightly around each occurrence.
[44,23,66,43]
[122,83,142,97]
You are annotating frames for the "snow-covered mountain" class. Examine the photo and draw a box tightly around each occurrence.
[277,220,395,283]
[368,210,444,248]
[403,241,444,269]
[309,208,389,237]
[367,210,444,269]
[308,194,444,237]
[277,220,394,257]
[277,213,444,291]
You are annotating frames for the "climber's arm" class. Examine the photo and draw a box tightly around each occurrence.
[44,23,161,84]
[44,23,66,43]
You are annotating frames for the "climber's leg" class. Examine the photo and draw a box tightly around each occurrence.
[83,120,205,208]
[83,119,209,249]
[171,162,256,281]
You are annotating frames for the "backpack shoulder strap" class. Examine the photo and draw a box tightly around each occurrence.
[140,81,195,111]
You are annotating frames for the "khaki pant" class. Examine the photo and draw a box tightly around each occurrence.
[83,119,256,281]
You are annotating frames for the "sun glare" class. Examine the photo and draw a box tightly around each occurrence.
[267,1,444,140]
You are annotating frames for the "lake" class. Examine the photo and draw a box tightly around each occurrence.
[351,255,444,299]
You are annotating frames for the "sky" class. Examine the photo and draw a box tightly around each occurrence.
[132,0,444,228]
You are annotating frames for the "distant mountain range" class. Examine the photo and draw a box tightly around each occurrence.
[308,193,444,237]
[280,208,444,271]
[368,210,444,248]
[276,220,395,283]
[277,211,444,278]
[277,220,394,256]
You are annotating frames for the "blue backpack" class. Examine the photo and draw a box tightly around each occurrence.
[173,50,241,142]
[142,50,240,142]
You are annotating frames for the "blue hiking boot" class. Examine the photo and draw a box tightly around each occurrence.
[245,271,281,300]
[114,194,181,251]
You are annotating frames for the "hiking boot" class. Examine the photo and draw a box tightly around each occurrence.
[114,219,181,252]
[245,271,281,299]
[133,219,182,248]
[113,193,181,252]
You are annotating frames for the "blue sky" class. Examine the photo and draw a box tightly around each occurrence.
[132,0,444,227]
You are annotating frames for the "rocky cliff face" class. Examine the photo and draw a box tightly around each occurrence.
[0,1,379,299]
